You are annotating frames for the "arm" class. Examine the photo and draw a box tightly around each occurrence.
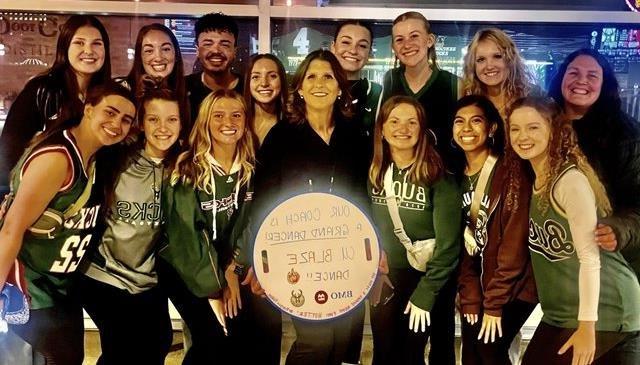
[554,169,599,365]
[0,152,69,290]
[458,246,482,315]
[410,175,462,311]
[598,138,640,255]
[0,80,44,189]
[482,171,532,317]
[160,183,224,298]
[555,169,600,323]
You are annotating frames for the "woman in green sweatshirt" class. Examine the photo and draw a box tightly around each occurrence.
[368,95,462,365]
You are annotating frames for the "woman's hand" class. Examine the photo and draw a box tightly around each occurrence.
[478,314,502,343]
[595,223,617,251]
[241,266,266,297]
[223,261,242,318]
[369,274,394,307]
[208,298,228,336]
[463,313,478,325]
[558,321,596,365]
[404,301,430,333]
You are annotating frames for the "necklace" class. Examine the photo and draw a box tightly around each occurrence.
[467,173,480,188]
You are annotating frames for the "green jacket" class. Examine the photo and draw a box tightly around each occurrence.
[159,172,253,298]
[369,167,462,311]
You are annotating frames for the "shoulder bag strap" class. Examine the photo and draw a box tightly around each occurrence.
[61,160,95,220]
[383,164,414,252]
[469,154,498,228]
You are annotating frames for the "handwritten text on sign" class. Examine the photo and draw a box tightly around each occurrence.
[254,193,380,321]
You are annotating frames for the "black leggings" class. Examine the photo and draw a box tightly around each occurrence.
[79,275,173,365]
[523,322,640,365]
[460,299,536,365]
[10,304,84,365]
[370,268,457,365]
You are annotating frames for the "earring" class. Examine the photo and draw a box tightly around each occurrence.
[450,137,458,149]
[488,133,495,146]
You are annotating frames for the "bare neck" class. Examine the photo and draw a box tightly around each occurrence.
[404,58,432,93]
[391,148,416,169]
[69,123,101,167]
[211,143,237,174]
[253,104,278,145]
[202,70,237,91]
[306,107,335,144]
[464,148,490,176]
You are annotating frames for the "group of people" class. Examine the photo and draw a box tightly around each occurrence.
[0,9,638,365]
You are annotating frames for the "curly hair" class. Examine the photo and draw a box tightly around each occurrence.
[463,28,532,108]
[507,96,611,216]
[171,89,255,192]
[369,95,443,190]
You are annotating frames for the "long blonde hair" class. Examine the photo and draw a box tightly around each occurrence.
[507,97,611,216]
[369,96,443,190]
[463,28,532,104]
[171,89,255,192]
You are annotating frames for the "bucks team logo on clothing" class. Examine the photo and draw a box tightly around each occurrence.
[50,204,101,273]
[201,192,237,218]
[115,201,162,226]
[528,218,575,261]
[371,180,428,211]
[462,190,490,251]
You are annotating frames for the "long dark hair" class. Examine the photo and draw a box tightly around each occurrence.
[243,54,289,124]
[548,48,621,117]
[288,49,353,124]
[46,15,112,123]
[126,23,190,137]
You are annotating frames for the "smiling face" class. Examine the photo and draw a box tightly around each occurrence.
[474,39,508,90]
[209,97,246,148]
[298,59,340,111]
[250,58,282,105]
[84,95,135,147]
[196,30,236,75]
[142,99,181,158]
[330,24,371,75]
[382,103,421,156]
[392,18,434,68]
[508,106,551,167]
[68,26,105,77]
[561,55,603,116]
[141,30,176,79]
[453,104,494,156]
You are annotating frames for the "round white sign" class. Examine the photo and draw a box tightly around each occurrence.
[253,192,380,321]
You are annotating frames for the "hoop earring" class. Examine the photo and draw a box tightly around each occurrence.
[450,137,458,149]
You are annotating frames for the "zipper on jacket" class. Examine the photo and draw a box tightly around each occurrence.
[202,231,222,290]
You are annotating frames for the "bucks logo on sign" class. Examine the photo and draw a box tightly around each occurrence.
[528,218,575,262]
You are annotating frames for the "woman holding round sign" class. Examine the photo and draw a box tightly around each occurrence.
[252,49,372,365]
[367,95,462,365]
